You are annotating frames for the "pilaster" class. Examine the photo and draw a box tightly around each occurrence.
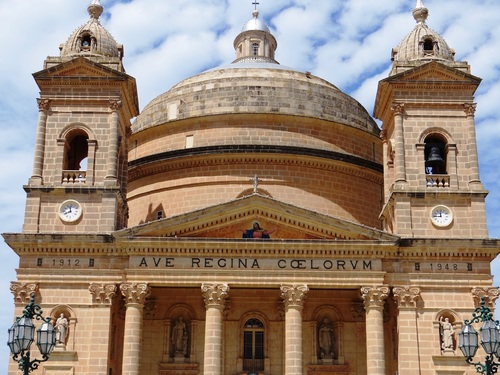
[393,286,421,375]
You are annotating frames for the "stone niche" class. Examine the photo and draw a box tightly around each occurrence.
[307,364,350,375]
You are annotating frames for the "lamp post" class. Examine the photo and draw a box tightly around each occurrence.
[7,293,56,375]
[459,296,500,374]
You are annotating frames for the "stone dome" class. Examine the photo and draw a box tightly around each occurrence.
[392,1,455,63]
[60,0,122,59]
[132,63,379,136]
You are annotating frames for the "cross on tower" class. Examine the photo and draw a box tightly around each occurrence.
[252,1,260,10]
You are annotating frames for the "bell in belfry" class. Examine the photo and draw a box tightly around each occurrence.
[425,146,445,168]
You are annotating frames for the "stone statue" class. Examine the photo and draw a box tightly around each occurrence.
[55,313,69,345]
[171,317,188,356]
[440,317,454,350]
[318,318,335,359]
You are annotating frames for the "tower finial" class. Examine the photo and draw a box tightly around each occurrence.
[88,0,104,20]
[252,1,260,11]
[413,0,429,24]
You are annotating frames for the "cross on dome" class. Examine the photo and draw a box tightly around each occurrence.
[252,1,260,11]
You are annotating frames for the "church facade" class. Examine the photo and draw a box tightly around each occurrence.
[4,1,499,375]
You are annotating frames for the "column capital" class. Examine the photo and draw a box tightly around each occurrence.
[10,282,39,304]
[109,99,122,111]
[280,284,309,310]
[201,283,229,309]
[36,98,51,111]
[119,283,151,305]
[391,102,405,115]
[361,286,389,309]
[89,283,117,304]
[393,286,421,308]
[464,103,477,117]
[472,287,499,309]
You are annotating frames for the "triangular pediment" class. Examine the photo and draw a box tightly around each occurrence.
[382,61,481,84]
[33,56,128,79]
[115,194,398,241]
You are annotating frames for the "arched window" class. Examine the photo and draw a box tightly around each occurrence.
[64,131,89,171]
[243,318,264,372]
[423,38,434,54]
[252,43,259,56]
[424,134,447,175]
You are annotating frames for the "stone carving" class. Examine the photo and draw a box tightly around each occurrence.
[10,282,38,304]
[36,98,51,111]
[472,287,499,309]
[351,302,366,320]
[393,286,421,308]
[201,283,229,309]
[109,100,122,111]
[361,286,390,309]
[464,103,477,117]
[171,317,188,357]
[391,103,405,115]
[89,283,117,304]
[280,284,309,309]
[318,318,335,360]
[55,313,69,346]
[439,317,454,352]
[119,283,151,305]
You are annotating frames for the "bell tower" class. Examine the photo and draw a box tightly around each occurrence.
[374,0,488,238]
[23,0,139,234]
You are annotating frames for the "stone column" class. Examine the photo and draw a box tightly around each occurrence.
[119,283,151,375]
[201,283,229,375]
[393,286,421,375]
[280,284,309,375]
[105,100,122,184]
[391,103,407,184]
[464,103,482,188]
[30,99,50,184]
[361,286,389,375]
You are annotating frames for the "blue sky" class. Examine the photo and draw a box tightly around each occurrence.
[1,0,500,370]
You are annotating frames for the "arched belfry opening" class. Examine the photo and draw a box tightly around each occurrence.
[64,130,89,171]
[424,134,447,175]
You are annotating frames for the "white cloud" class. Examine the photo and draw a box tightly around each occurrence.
[1,0,500,370]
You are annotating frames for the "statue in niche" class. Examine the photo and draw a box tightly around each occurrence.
[318,318,335,359]
[171,316,188,356]
[440,317,454,351]
[55,313,69,346]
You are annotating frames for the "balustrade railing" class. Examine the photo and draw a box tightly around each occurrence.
[62,170,86,184]
[426,174,450,188]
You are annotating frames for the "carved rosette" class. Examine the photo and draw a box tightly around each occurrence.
[89,283,117,304]
[361,286,390,309]
[280,284,309,310]
[393,286,421,308]
[464,103,477,117]
[472,287,499,309]
[10,282,38,304]
[119,283,151,305]
[37,98,51,111]
[201,283,229,309]
[351,302,366,320]
[109,100,122,112]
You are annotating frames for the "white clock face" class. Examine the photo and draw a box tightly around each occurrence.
[430,205,453,227]
[59,200,82,223]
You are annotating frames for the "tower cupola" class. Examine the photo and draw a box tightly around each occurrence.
[233,9,278,64]
[390,0,455,75]
[59,0,124,64]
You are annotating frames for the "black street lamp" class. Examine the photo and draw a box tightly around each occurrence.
[7,293,56,375]
[459,297,500,374]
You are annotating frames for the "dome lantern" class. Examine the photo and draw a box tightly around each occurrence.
[232,8,278,64]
